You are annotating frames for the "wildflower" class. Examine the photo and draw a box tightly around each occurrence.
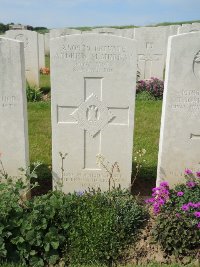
[160,181,169,188]
[186,181,196,188]
[194,211,200,218]
[176,213,181,218]
[177,191,184,197]
[185,168,193,175]
[181,204,189,211]
[196,171,200,178]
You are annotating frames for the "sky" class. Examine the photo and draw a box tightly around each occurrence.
[0,0,200,29]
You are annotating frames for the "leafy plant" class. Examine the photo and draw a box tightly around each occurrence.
[136,77,164,100]
[26,83,42,102]
[146,170,200,255]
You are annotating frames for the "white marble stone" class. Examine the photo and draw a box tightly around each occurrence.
[50,28,81,39]
[6,30,39,86]
[51,34,137,193]
[178,23,200,34]
[0,37,29,177]
[157,32,200,187]
[92,28,123,36]
[38,34,45,69]
[45,33,50,55]
[134,26,169,80]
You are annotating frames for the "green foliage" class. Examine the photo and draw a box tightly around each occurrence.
[136,91,156,101]
[152,180,200,255]
[66,189,147,265]
[26,83,42,102]
[136,78,164,100]
[0,168,147,267]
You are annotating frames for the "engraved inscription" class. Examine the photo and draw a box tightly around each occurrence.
[169,90,200,116]
[55,44,133,73]
[193,50,200,81]
[63,171,124,188]
[0,95,18,108]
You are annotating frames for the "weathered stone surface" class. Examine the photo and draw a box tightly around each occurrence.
[0,37,29,177]
[38,34,45,68]
[178,23,200,34]
[157,32,200,186]
[6,30,39,86]
[134,26,169,80]
[51,34,137,193]
[92,28,123,36]
[50,28,81,39]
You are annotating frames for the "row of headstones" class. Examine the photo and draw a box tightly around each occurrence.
[0,30,47,87]
[0,31,200,193]
[49,23,200,80]
[2,22,200,89]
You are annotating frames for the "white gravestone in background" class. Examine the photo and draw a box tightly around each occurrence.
[178,23,200,34]
[134,26,169,80]
[50,28,81,39]
[6,30,39,86]
[157,32,200,186]
[38,34,45,69]
[45,33,50,55]
[0,37,29,177]
[51,34,137,193]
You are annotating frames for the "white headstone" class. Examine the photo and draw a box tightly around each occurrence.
[50,28,81,39]
[92,28,123,36]
[178,23,200,34]
[38,34,45,69]
[134,26,169,80]
[51,34,137,193]
[0,37,29,177]
[157,32,200,186]
[45,33,50,55]
[6,30,40,86]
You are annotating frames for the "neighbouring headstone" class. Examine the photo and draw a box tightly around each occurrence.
[178,23,200,34]
[92,28,123,36]
[50,28,81,39]
[0,37,29,177]
[6,30,40,86]
[134,26,169,80]
[157,32,200,186]
[45,33,50,55]
[38,34,45,69]
[51,34,137,193]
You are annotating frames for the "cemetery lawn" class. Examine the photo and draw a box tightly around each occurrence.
[28,99,162,194]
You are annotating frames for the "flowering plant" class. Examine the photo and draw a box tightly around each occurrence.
[146,169,200,255]
[136,77,164,100]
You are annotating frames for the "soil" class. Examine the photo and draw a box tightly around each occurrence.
[123,210,200,266]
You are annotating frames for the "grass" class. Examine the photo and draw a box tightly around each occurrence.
[39,55,50,95]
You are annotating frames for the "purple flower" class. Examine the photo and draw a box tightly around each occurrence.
[160,181,169,188]
[196,171,200,178]
[76,191,84,196]
[185,168,193,175]
[176,213,181,218]
[177,191,184,197]
[186,181,196,188]
[194,212,200,218]
[181,204,189,211]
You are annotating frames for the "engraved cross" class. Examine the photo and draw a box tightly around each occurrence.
[57,77,129,170]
